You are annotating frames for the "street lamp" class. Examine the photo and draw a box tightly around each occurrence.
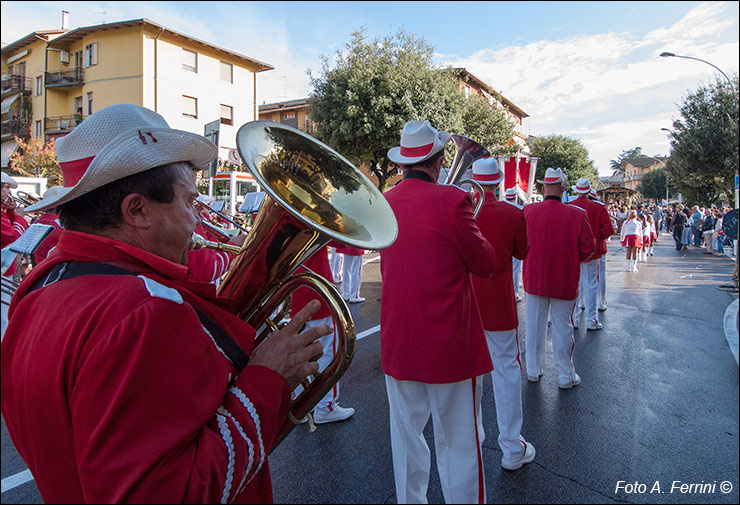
[659,52,734,88]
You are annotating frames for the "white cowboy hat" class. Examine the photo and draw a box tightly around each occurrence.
[589,188,599,200]
[2,172,18,189]
[387,120,451,165]
[504,187,517,200]
[536,167,567,185]
[571,177,592,194]
[25,103,217,213]
[471,157,502,185]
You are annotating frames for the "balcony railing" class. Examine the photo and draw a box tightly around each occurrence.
[1,117,31,140]
[44,114,86,134]
[1,75,32,96]
[45,68,84,89]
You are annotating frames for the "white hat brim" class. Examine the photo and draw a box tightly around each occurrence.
[474,173,504,185]
[572,186,591,194]
[26,127,216,213]
[387,131,451,165]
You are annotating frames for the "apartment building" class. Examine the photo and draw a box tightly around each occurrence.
[2,13,273,171]
[621,156,668,192]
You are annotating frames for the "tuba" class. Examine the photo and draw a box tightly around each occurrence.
[444,134,491,218]
[216,121,398,448]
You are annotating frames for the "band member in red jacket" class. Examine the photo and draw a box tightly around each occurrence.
[523,168,595,390]
[1,171,28,337]
[380,120,495,504]
[1,104,327,504]
[569,178,614,330]
[32,186,66,263]
[470,158,535,471]
[290,246,354,424]
[504,187,524,302]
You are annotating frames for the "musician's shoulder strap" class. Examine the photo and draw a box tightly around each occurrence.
[29,261,248,371]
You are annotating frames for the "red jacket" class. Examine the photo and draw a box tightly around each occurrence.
[33,212,63,263]
[380,178,495,383]
[569,195,614,259]
[290,246,333,320]
[1,230,289,503]
[472,192,529,331]
[523,197,595,300]
[187,224,236,283]
[1,207,27,247]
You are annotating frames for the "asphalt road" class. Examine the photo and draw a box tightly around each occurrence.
[2,234,738,504]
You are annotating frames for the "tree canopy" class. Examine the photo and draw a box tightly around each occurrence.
[308,27,515,191]
[526,134,598,188]
[637,168,668,200]
[664,75,738,206]
[609,146,643,172]
[8,136,63,187]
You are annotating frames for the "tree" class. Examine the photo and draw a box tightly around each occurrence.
[609,146,643,172]
[308,27,515,192]
[527,134,598,186]
[458,88,516,157]
[8,136,63,187]
[665,75,738,206]
[637,168,667,200]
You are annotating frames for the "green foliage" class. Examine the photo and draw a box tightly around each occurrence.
[609,146,643,172]
[308,27,515,191]
[9,136,63,186]
[665,75,738,206]
[526,134,598,188]
[637,168,667,200]
[460,93,516,157]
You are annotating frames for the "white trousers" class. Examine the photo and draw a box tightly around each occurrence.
[597,255,607,310]
[301,317,339,409]
[512,258,522,296]
[341,254,363,300]
[329,247,343,283]
[572,260,599,327]
[484,329,528,463]
[385,375,486,504]
[525,293,578,385]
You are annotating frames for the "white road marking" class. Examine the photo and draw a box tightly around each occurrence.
[1,469,34,493]
[357,325,380,341]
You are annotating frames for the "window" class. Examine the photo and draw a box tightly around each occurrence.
[35,120,42,138]
[464,85,471,99]
[220,61,233,83]
[182,49,197,73]
[220,104,233,125]
[85,42,98,67]
[182,95,198,118]
[35,76,42,96]
[283,111,295,120]
[74,50,83,68]
[86,92,94,115]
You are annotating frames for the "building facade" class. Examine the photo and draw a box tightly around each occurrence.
[2,14,273,172]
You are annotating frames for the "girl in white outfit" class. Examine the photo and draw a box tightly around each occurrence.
[620,210,642,272]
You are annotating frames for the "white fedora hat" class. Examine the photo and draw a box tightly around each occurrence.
[471,157,503,185]
[504,187,517,200]
[2,171,18,189]
[387,120,451,165]
[589,188,599,199]
[536,167,567,185]
[25,104,217,213]
[572,177,592,194]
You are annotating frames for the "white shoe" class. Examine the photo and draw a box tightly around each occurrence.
[558,373,581,390]
[348,297,366,303]
[312,404,354,424]
[586,321,603,331]
[502,442,536,470]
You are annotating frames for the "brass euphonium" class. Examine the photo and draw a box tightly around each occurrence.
[444,134,491,218]
[216,121,398,448]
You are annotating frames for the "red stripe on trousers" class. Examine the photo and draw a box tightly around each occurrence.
[471,379,485,504]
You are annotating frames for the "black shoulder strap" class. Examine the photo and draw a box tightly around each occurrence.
[30,262,248,371]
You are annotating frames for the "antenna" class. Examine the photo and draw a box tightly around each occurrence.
[94,10,107,23]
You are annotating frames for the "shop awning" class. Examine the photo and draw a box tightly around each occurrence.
[1,93,21,115]
[1,139,19,168]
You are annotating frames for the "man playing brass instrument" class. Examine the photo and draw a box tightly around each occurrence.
[380,120,496,503]
[1,104,328,503]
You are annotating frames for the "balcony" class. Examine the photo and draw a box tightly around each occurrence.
[1,75,32,98]
[44,114,85,135]
[45,68,84,89]
[1,117,31,141]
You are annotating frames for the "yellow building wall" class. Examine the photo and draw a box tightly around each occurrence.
[45,27,144,117]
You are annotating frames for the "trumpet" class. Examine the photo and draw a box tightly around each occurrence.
[214,120,398,448]
[194,199,250,235]
[444,134,491,218]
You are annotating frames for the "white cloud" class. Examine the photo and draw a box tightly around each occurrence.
[439,1,738,175]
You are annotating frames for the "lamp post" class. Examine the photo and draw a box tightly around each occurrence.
[659,52,734,88]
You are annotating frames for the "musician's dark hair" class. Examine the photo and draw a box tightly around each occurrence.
[59,162,188,231]
[403,149,446,170]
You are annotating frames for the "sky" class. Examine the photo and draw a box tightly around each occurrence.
[1,1,738,176]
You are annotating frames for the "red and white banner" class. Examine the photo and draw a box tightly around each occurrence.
[497,154,539,203]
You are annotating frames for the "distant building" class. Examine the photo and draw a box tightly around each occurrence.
[453,68,530,153]
[621,156,668,192]
[2,12,273,171]
[258,98,315,133]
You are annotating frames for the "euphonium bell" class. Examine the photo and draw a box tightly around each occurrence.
[444,134,491,217]
[216,121,398,447]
